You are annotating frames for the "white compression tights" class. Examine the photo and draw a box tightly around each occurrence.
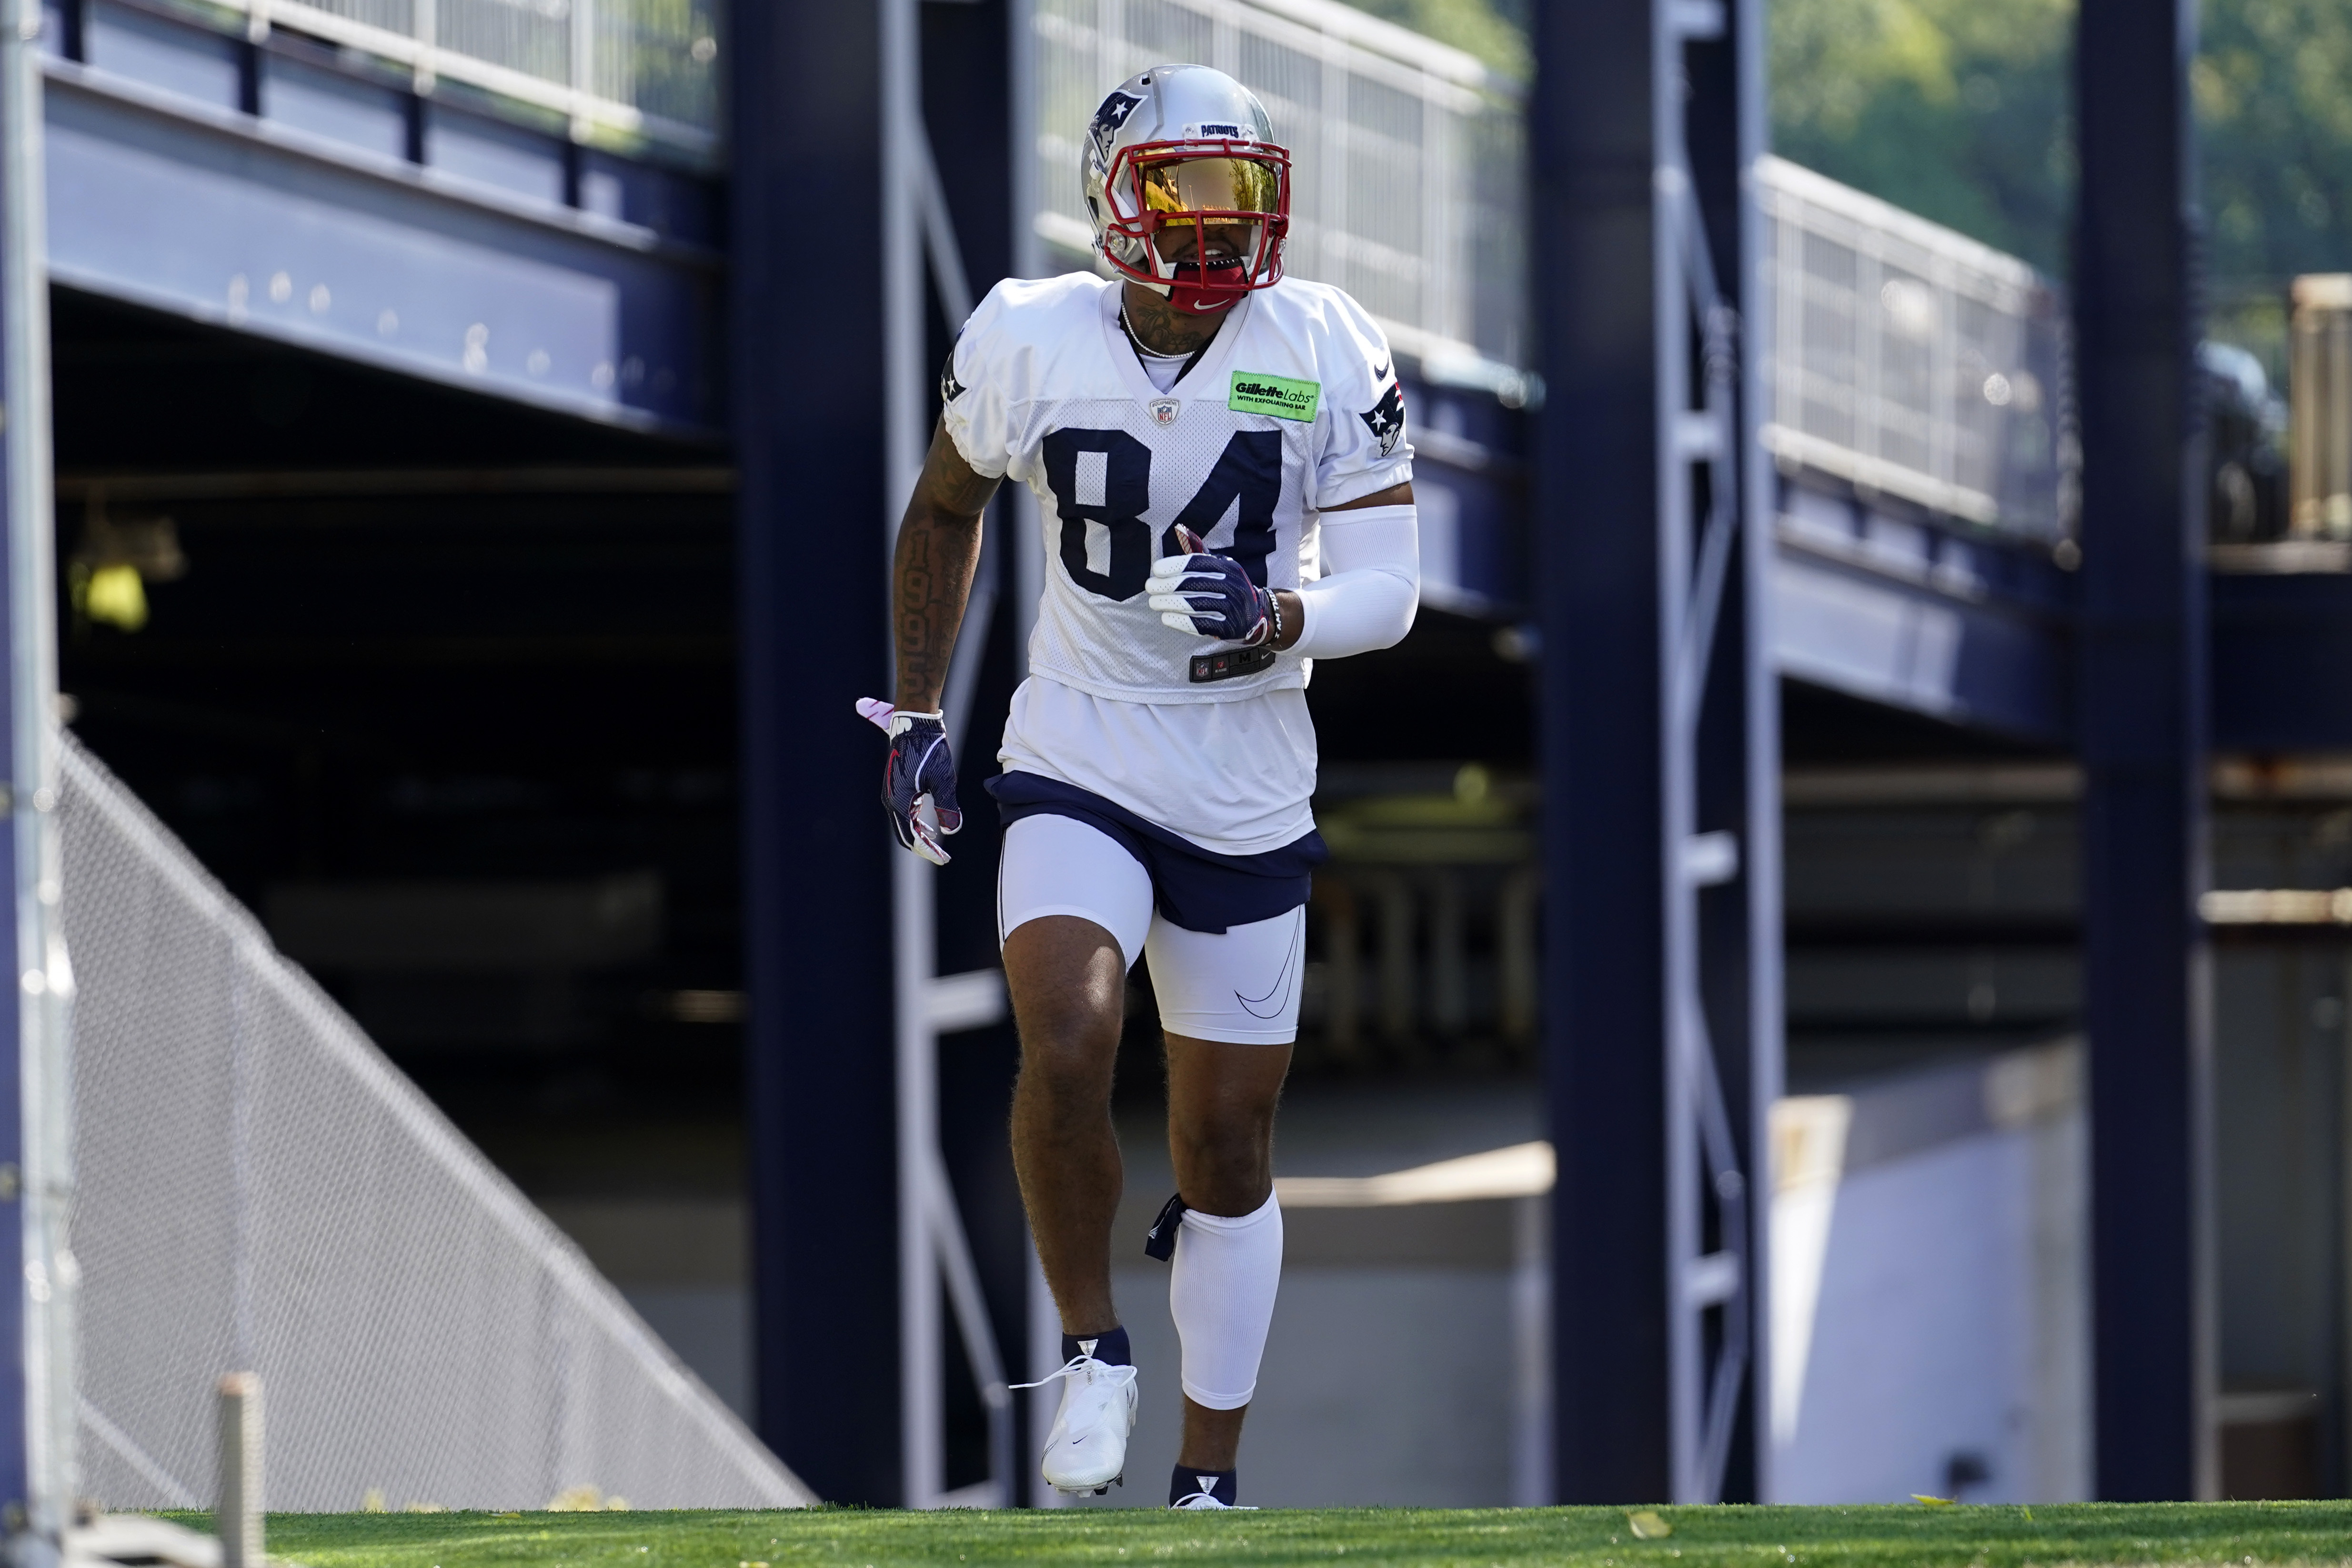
[1168,1193,1286,1410]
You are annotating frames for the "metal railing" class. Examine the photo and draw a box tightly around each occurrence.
[214,0,722,162]
[62,736,810,1510]
[1757,156,2071,541]
[1029,0,1528,380]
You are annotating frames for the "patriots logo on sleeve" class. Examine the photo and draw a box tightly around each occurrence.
[1360,379,1406,457]
[939,347,966,404]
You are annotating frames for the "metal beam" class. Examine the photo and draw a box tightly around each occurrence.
[1729,0,1779,1508]
[0,0,72,1551]
[2074,0,2215,1502]
[734,0,897,1507]
[1533,0,1670,1500]
[2211,572,2352,751]
[1770,489,2073,747]
[883,0,1022,1512]
[1534,0,1772,1505]
[915,0,1029,1512]
[42,55,722,435]
[740,0,1019,1510]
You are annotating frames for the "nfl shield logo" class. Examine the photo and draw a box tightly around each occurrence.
[1148,397,1182,427]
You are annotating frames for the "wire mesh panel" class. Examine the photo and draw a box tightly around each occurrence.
[1031,0,1526,371]
[436,0,574,88]
[293,0,415,31]
[1758,156,2071,540]
[59,739,811,1512]
[587,0,722,136]
[205,0,722,160]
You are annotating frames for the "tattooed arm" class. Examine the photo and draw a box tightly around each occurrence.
[891,421,1004,714]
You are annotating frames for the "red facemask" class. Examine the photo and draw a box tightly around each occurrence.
[1098,141,1291,315]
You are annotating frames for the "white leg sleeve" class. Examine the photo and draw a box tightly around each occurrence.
[1168,1193,1284,1410]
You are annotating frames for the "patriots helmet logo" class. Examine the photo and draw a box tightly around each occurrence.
[939,345,966,405]
[1088,90,1144,163]
[1360,379,1406,457]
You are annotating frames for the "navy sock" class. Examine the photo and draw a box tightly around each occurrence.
[1170,1467,1236,1507]
[1062,1326,1130,1367]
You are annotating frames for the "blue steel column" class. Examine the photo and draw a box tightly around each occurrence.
[1533,0,1670,1503]
[1729,0,1783,1506]
[917,0,1033,1503]
[2075,0,2216,1502]
[1670,0,1771,1507]
[1536,0,1771,1503]
[734,5,900,1505]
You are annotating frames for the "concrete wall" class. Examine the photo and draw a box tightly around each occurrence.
[1771,1042,2090,1503]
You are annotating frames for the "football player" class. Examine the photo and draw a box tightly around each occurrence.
[868,63,1417,1511]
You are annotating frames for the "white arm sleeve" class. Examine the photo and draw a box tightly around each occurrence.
[1289,503,1418,660]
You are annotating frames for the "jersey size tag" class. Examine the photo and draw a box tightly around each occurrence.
[1188,645,1278,684]
[1227,372,1320,422]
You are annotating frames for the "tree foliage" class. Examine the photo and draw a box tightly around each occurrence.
[1331,0,1530,80]
[1333,0,2352,302]
[1770,0,2073,273]
[2198,0,2352,285]
[1769,0,2352,293]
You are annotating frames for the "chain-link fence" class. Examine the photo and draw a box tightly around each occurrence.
[59,737,809,1512]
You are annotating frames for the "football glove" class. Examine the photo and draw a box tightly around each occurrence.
[856,697,963,866]
[1147,525,1277,646]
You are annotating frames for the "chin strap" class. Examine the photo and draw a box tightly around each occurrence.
[1132,276,1242,316]
[1164,275,1246,315]
[1146,232,1253,314]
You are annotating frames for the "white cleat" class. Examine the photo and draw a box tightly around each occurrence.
[1170,1492,1256,1511]
[1014,1342,1139,1495]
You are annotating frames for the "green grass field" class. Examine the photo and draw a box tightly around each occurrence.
[156,1502,2352,1568]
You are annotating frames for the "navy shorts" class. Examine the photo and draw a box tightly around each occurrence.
[985,772,1325,935]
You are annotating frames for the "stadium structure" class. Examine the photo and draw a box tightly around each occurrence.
[0,0,2320,1547]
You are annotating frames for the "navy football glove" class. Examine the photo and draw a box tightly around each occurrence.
[1147,525,1277,646]
[857,698,963,865]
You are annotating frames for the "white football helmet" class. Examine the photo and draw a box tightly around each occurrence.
[1080,64,1290,316]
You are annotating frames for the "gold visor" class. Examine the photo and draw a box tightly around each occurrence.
[1139,156,1281,216]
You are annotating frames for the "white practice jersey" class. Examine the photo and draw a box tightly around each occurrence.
[943,271,1411,854]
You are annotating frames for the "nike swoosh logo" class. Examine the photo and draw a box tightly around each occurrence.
[1371,360,1390,382]
[1235,912,1304,1020]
